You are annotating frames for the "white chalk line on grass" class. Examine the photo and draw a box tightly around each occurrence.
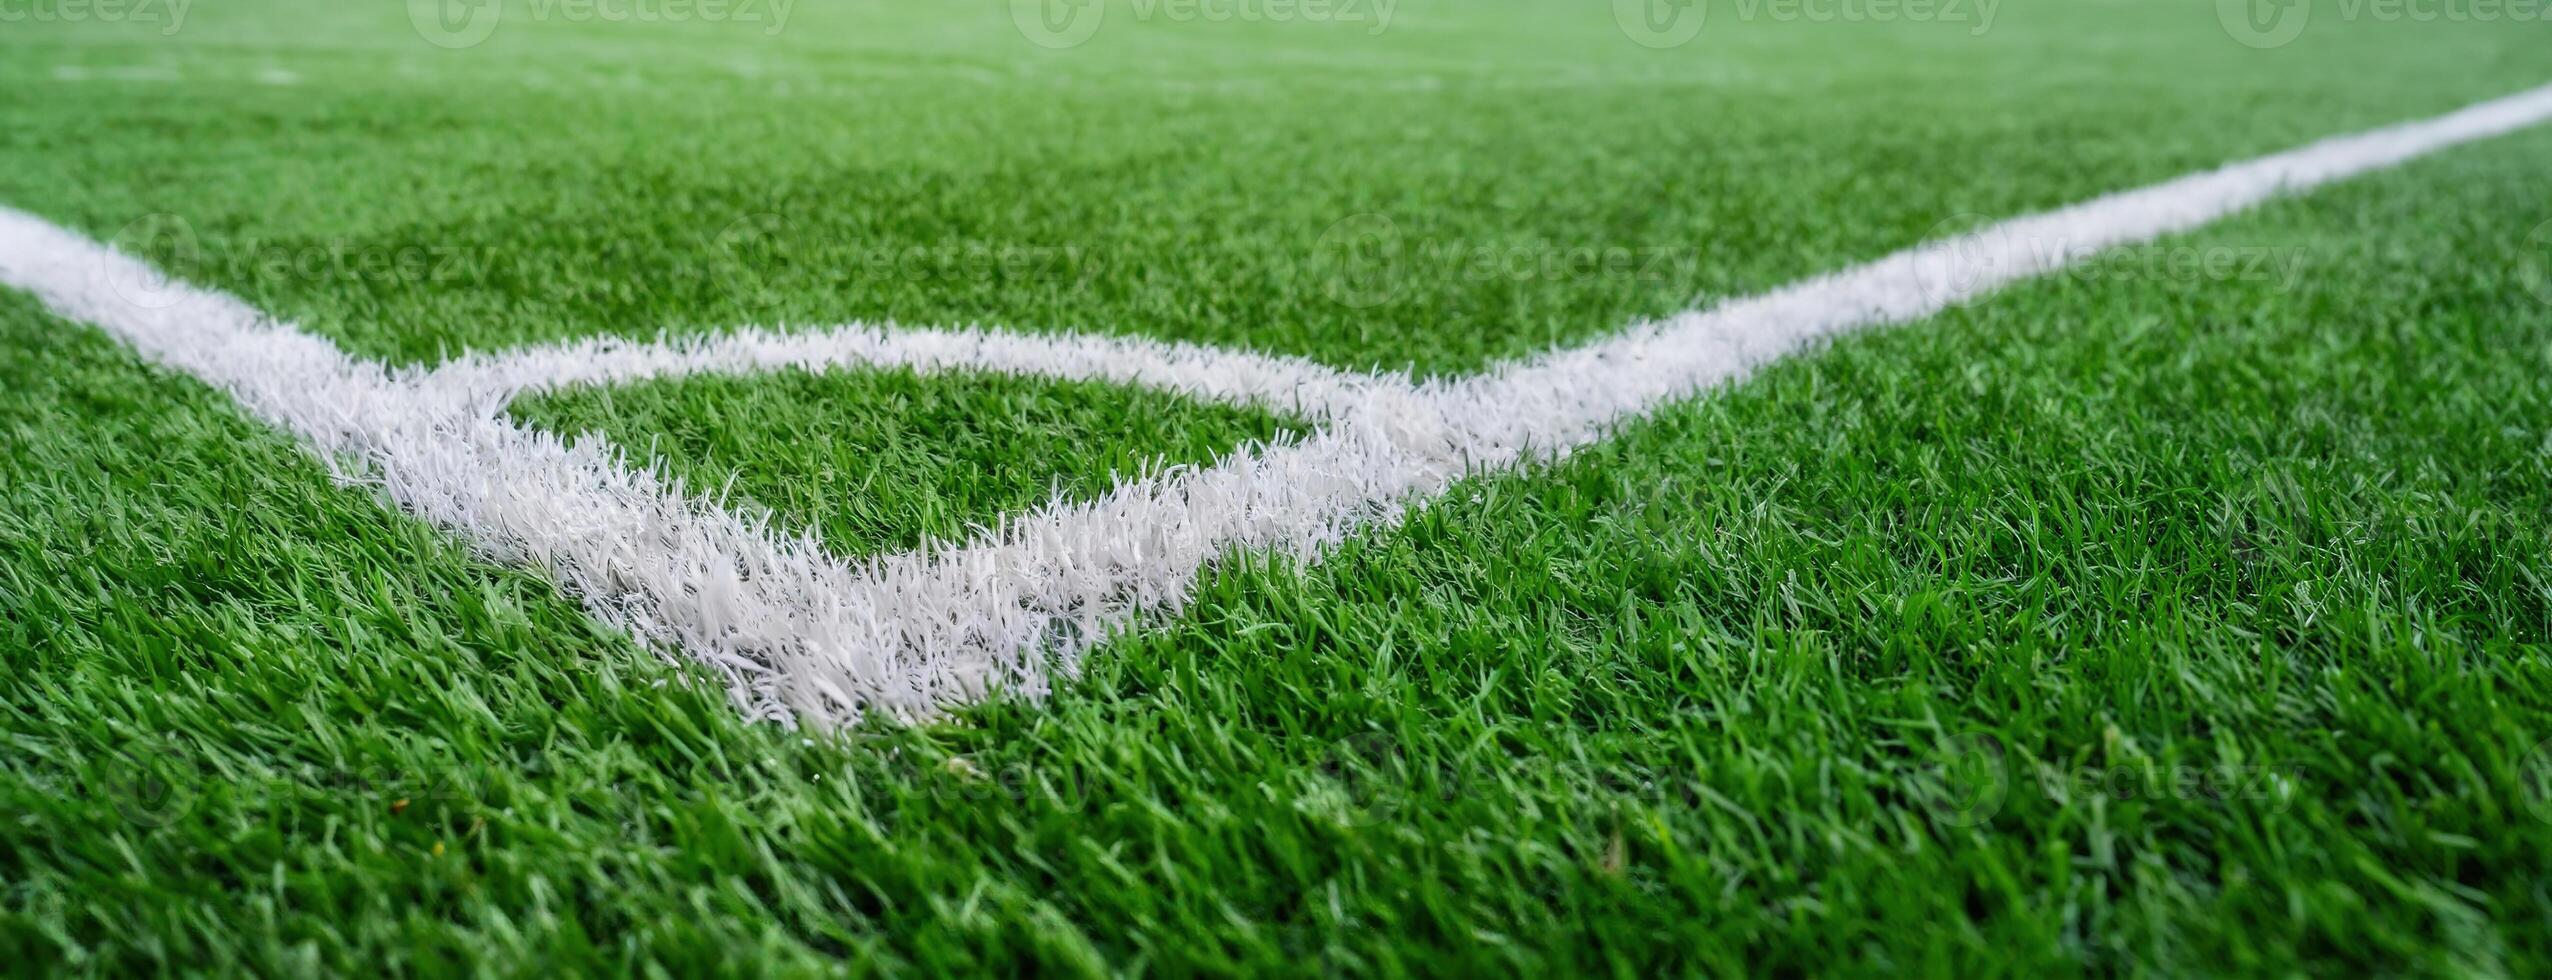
[409,323,1427,425]
[6,80,2552,726]
[0,211,1399,722]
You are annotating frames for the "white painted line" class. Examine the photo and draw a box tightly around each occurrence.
[411,323,1425,425]
[6,81,2551,726]
[0,207,876,721]
[1461,80,2552,452]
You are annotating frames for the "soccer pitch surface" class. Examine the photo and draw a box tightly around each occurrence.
[6,0,2552,973]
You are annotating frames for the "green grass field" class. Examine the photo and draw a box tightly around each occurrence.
[6,0,2552,973]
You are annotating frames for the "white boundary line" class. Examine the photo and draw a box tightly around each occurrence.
[6,81,2552,726]
[408,323,1426,425]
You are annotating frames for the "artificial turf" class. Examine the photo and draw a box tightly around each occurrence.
[4,1,2548,371]
[508,366,1300,556]
[5,0,2552,974]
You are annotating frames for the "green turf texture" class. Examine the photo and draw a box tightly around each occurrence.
[9,118,2552,977]
[3,1,2548,372]
[508,368,1299,556]
[7,0,2552,974]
